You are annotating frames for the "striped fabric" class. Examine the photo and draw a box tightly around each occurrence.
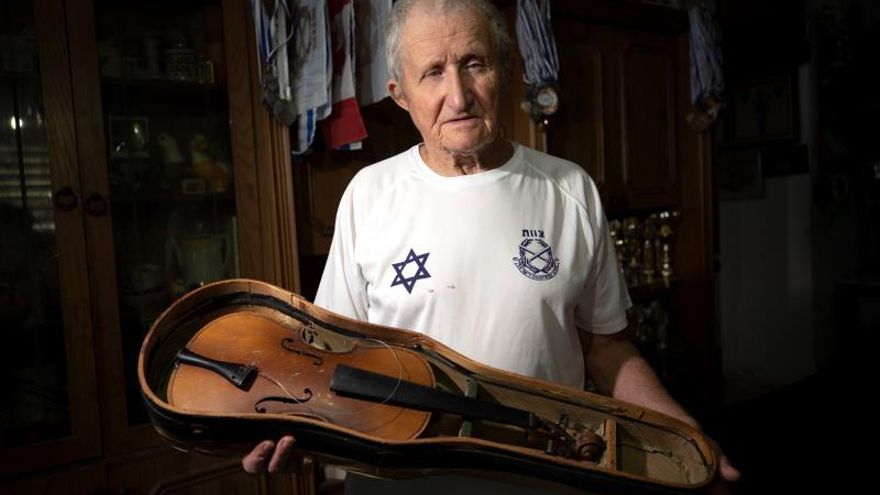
[354,0,392,106]
[251,0,271,80]
[251,0,371,153]
[320,0,367,150]
[516,0,559,86]
[688,0,725,107]
[292,1,333,154]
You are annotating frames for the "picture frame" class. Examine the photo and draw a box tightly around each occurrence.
[129,117,150,158]
[181,178,207,195]
[108,116,130,158]
[723,74,799,146]
[717,149,764,200]
[761,144,809,177]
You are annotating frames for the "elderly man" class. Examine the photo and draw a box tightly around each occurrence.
[244,0,739,492]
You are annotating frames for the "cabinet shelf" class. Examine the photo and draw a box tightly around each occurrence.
[109,189,234,203]
[101,76,226,93]
[1,68,40,81]
[628,276,679,303]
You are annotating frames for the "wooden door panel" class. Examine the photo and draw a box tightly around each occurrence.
[0,0,102,476]
[547,19,608,190]
[618,32,680,206]
[0,461,104,495]
[64,0,274,455]
[107,449,270,495]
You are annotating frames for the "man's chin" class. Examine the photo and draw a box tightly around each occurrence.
[440,135,498,156]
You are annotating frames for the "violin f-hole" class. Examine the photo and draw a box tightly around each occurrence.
[254,389,314,412]
[281,337,324,365]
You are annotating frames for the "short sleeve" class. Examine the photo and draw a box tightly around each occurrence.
[313,182,369,320]
[574,179,632,334]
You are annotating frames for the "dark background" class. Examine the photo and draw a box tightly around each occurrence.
[707,0,874,492]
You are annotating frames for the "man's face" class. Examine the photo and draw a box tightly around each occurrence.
[388,7,503,157]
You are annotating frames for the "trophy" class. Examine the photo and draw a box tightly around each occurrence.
[623,217,642,287]
[608,219,626,279]
[641,214,658,284]
[658,210,680,282]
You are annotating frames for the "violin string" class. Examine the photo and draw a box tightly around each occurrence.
[258,371,306,403]
[314,336,407,415]
[256,334,409,418]
[358,337,406,405]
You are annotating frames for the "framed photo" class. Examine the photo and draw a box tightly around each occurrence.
[108,116,150,158]
[761,144,809,177]
[108,116,130,158]
[129,117,150,158]
[717,150,764,200]
[724,75,798,146]
[181,178,207,195]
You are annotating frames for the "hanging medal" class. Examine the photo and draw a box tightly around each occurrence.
[516,0,560,125]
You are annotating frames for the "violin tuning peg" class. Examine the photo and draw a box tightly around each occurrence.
[557,413,570,428]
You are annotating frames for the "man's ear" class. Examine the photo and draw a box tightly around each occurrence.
[388,79,409,111]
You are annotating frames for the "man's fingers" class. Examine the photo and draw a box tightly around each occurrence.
[718,453,741,482]
[267,436,297,473]
[242,440,275,474]
[706,437,740,483]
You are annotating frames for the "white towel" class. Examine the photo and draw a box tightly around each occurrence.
[293,0,333,153]
[354,0,392,106]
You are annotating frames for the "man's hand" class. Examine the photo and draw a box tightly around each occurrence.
[241,435,301,474]
[704,436,741,494]
[582,333,740,492]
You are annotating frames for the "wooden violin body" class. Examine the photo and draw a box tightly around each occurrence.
[139,279,715,494]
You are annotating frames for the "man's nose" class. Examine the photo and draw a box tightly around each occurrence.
[445,69,472,111]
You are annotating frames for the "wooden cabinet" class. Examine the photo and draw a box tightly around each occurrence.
[544,0,717,413]
[1,0,299,492]
[0,0,102,478]
[548,5,686,214]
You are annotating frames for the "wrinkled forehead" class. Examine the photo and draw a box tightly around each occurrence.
[398,5,496,62]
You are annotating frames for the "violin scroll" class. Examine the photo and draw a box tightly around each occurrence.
[574,429,605,461]
[530,416,606,462]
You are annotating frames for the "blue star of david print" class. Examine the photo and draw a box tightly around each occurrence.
[391,249,431,294]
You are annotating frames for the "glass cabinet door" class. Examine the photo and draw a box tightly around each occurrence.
[97,0,240,428]
[1,0,101,474]
[66,0,246,449]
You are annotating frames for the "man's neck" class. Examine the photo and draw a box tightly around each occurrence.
[420,139,514,177]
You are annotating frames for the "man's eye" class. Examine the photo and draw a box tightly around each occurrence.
[466,61,486,71]
[424,68,442,78]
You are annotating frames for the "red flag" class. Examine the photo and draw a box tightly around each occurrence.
[320,0,367,149]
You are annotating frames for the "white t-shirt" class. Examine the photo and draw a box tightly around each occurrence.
[315,142,631,389]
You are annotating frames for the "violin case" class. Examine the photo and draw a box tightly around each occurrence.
[139,279,716,494]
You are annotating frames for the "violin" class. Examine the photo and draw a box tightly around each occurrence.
[139,279,716,494]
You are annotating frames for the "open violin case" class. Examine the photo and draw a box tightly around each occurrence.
[139,279,716,494]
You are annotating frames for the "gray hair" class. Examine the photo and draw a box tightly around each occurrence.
[386,0,514,88]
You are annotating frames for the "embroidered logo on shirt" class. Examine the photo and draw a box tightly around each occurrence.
[513,229,559,281]
[391,248,431,294]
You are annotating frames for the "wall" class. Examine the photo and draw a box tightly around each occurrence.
[717,0,874,401]
[717,10,818,402]
[718,168,816,400]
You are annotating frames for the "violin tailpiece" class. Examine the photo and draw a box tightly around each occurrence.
[175,347,258,391]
